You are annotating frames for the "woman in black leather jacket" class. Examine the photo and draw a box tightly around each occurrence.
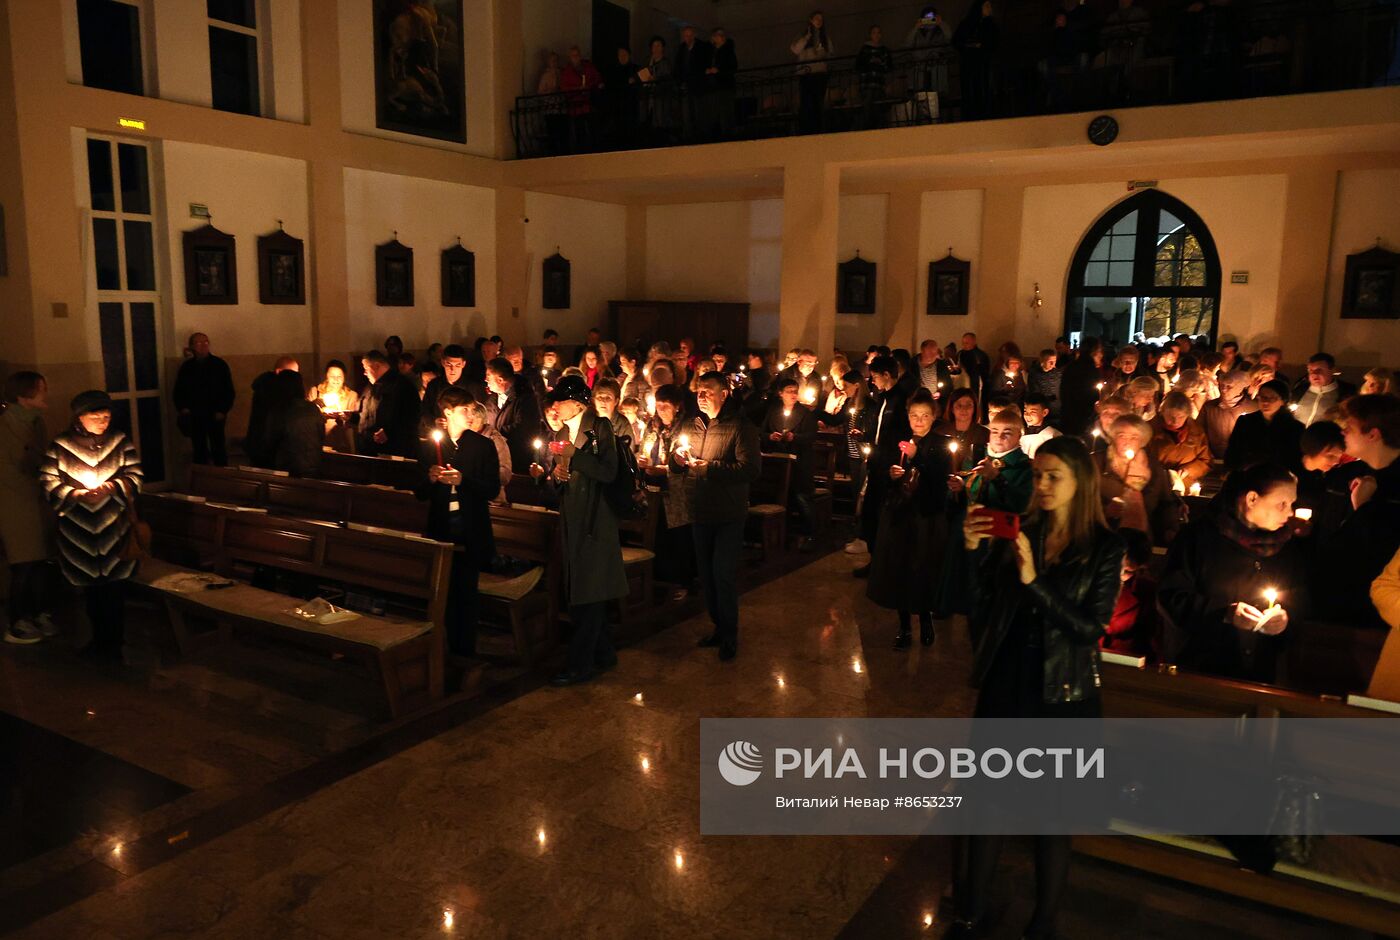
[951,435,1125,940]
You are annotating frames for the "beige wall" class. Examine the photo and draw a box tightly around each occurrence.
[835,193,886,352]
[915,188,984,348]
[1323,168,1400,367]
[644,199,784,348]
[522,191,627,347]
[342,167,498,353]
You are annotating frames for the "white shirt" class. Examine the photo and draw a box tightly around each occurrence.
[1021,424,1062,459]
[1297,382,1337,427]
[495,390,508,411]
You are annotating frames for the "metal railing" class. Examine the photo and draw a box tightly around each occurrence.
[511,0,1399,159]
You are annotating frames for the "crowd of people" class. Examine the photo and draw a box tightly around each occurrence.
[524,0,1341,152]
[3,323,1399,937]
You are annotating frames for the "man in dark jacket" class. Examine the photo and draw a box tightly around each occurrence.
[422,344,487,430]
[358,351,418,457]
[1290,352,1357,428]
[533,376,629,685]
[244,355,299,467]
[670,371,760,660]
[854,356,910,577]
[419,385,500,657]
[958,332,991,413]
[484,357,543,472]
[172,332,235,466]
[761,378,819,550]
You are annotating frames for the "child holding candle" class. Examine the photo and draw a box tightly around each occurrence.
[1094,414,1181,546]
[761,378,820,550]
[1158,462,1305,684]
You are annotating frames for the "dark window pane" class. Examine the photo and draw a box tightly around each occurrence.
[209,27,260,116]
[207,0,255,27]
[130,302,159,391]
[77,0,143,95]
[117,144,150,215]
[98,303,129,393]
[87,139,114,211]
[123,220,155,290]
[137,396,166,483]
[93,218,120,289]
[110,398,133,439]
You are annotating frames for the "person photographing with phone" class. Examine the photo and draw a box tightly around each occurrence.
[1157,462,1306,685]
[950,435,1124,940]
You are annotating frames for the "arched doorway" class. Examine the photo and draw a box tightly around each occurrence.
[1064,190,1222,348]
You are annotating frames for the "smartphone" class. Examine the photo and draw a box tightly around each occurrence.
[547,440,566,455]
[970,507,1020,540]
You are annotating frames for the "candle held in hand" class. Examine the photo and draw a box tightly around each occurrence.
[1124,448,1136,461]
[861,444,872,457]
[1263,587,1279,609]
[948,440,960,455]
[1294,507,1313,521]
[1188,481,1202,497]
[430,429,444,464]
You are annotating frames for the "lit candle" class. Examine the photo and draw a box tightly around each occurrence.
[676,433,690,457]
[1091,428,1102,438]
[645,392,656,413]
[430,429,444,465]
[1189,481,1202,497]
[1288,403,1299,413]
[532,438,543,458]
[674,849,685,871]
[848,407,856,416]
[1096,382,1105,392]
[1263,587,1279,610]
[948,440,960,455]
[861,444,872,457]
[803,388,817,405]
[1124,448,1136,460]
[322,388,343,412]
[783,408,792,419]
[1294,507,1313,521]
[937,382,944,389]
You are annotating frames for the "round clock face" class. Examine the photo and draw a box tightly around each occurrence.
[1088,115,1119,146]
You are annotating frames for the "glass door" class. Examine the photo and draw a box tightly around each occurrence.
[86,135,166,482]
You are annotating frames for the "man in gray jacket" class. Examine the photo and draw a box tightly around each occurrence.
[670,371,760,660]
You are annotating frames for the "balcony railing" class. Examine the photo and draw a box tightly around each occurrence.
[511,0,1399,159]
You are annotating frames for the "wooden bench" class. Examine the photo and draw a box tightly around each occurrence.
[747,453,794,559]
[187,465,564,667]
[1091,660,1400,935]
[617,488,661,615]
[135,494,450,719]
[315,449,421,491]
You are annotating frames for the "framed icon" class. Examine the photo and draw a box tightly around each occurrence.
[183,223,238,305]
[257,227,305,305]
[376,237,414,306]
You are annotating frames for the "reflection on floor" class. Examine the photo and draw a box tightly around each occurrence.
[0,712,189,869]
[0,550,1384,938]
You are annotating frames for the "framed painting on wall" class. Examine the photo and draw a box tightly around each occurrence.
[927,251,970,315]
[836,253,876,314]
[183,224,238,305]
[257,227,305,305]
[1341,246,1400,319]
[376,237,414,306]
[441,241,475,306]
[373,0,466,143]
[543,252,571,309]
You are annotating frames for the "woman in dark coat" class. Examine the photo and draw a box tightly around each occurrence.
[532,376,629,685]
[867,390,952,648]
[953,435,1124,940]
[1094,413,1182,547]
[1225,379,1303,474]
[1157,462,1305,684]
[39,390,144,661]
[267,369,324,478]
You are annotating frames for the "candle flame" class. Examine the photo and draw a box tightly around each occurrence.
[640,756,650,772]
[1096,382,1105,391]
[443,909,455,929]
[322,389,344,411]
[431,429,444,443]
[1294,507,1313,521]
[852,658,863,674]
[532,438,543,450]
[1124,448,1136,460]
[674,850,685,870]
[633,692,643,704]
[536,828,547,846]
[1264,587,1279,607]
[861,445,872,456]
[1092,428,1102,438]
[949,441,960,454]
[1189,482,1202,497]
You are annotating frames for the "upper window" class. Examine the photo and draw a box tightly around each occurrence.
[1065,191,1221,347]
[77,0,145,95]
[208,0,261,116]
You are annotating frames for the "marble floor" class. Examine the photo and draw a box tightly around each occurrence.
[0,550,1380,939]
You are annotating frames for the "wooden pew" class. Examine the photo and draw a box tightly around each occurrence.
[747,453,794,558]
[476,504,561,667]
[315,449,421,491]
[1091,660,1400,935]
[135,494,450,719]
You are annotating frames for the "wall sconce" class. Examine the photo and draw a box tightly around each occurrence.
[1029,282,1044,312]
